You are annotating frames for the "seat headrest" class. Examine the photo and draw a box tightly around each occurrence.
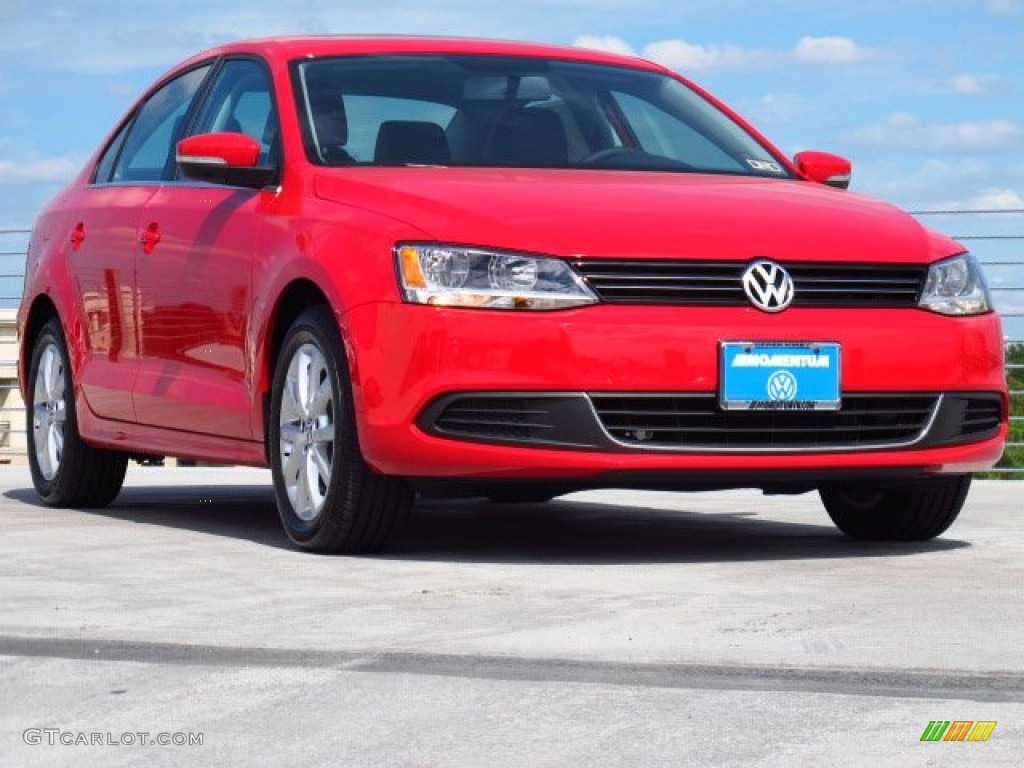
[488,109,568,168]
[374,121,450,166]
[308,92,349,163]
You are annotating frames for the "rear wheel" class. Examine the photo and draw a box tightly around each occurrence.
[27,318,128,507]
[820,475,971,541]
[269,306,412,553]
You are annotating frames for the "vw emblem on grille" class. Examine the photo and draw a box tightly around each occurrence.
[742,259,795,312]
[766,371,798,401]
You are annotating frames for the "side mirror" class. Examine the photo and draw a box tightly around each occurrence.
[176,133,276,189]
[793,150,851,190]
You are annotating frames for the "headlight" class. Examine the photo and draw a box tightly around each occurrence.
[918,252,992,316]
[396,244,598,310]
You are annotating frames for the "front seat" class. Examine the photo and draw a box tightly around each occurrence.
[310,94,353,165]
[486,108,568,168]
[374,120,451,165]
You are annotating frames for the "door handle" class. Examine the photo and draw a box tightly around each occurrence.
[140,222,161,254]
[70,222,86,251]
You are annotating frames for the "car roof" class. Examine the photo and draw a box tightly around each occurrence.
[178,35,666,73]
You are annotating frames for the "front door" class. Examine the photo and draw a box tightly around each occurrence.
[131,186,258,439]
[132,58,279,440]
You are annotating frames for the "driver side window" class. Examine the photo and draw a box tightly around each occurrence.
[191,59,278,166]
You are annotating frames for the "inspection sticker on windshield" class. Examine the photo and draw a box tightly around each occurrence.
[720,342,841,411]
[746,158,784,174]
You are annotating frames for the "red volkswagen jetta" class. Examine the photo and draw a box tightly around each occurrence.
[19,37,1007,552]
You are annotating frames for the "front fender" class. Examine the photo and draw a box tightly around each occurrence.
[249,200,433,445]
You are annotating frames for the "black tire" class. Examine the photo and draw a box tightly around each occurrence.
[820,475,972,541]
[27,318,128,507]
[269,306,412,553]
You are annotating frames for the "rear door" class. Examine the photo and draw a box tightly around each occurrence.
[70,65,210,421]
[132,58,279,440]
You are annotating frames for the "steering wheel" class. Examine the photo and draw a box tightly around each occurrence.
[577,147,693,170]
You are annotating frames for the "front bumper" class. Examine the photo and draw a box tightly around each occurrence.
[418,391,1002,453]
[341,301,1007,480]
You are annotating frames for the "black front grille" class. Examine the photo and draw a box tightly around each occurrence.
[574,260,927,308]
[589,393,939,449]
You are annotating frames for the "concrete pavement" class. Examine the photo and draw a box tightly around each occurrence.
[1,465,1021,766]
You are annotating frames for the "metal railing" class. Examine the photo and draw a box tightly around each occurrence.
[909,209,1023,476]
[2,215,1022,474]
[0,229,30,463]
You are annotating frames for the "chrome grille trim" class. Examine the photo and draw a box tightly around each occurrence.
[587,393,943,453]
[574,260,927,307]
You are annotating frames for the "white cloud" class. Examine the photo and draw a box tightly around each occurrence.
[988,0,1018,14]
[642,39,772,72]
[948,74,984,95]
[572,35,637,57]
[0,155,80,185]
[851,113,1024,151]
[851,154,1024,211]
[959,188,1024,210]
[574,34,774,72]
[575,34,869,73]
[794,35,864,64]
[944,73,1003,96]
[0,5,461,74]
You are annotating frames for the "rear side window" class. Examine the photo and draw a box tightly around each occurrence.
[111,65,211,183]
[92,122,130,184]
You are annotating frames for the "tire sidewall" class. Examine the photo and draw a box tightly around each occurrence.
[269,310,350,546]
[26,320,74,500]
[821,475,970,541]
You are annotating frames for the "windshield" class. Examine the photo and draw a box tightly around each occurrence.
[291,54,791,177]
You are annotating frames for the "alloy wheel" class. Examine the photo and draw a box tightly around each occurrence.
[32,342,67,481]
[278,342,335,522]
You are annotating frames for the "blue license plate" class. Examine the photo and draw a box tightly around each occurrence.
[720,342,841,411]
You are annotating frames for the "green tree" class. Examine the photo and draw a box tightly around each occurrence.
[989,343,1023,477]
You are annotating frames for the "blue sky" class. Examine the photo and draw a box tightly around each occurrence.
[0,0,1022,228]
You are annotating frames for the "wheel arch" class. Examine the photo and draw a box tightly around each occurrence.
[261,278,333,462]
[19,294,60,398]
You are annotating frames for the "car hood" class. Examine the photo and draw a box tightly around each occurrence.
[314,168,956,263]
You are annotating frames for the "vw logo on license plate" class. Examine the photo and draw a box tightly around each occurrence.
[766,370,798,401]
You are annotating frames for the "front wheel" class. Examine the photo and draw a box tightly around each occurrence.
[819,475,972,541]
[27,318,128,507]
[269,306,412,553]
